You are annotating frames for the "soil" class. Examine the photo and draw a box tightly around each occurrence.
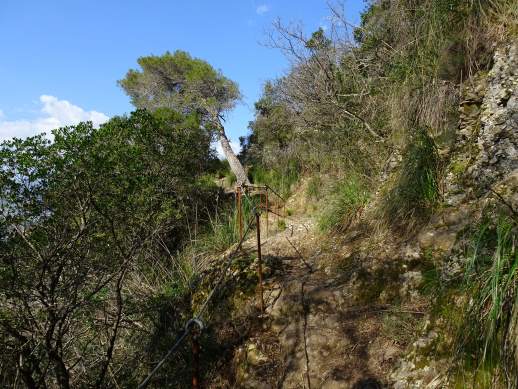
[218,213,415,389]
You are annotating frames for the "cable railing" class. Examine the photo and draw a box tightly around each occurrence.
[137,190,262,388]
[137,184,294,388]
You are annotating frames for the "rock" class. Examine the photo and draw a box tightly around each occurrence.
[468,44,518,188]
[400,271,423,297]
[434,230,458,252]
[382,344,400,363]
[413,331,438,350]
[445,193,467,206]
[402,244,421,261]
[391,353,448,389]
[442,206,471,227]
[417,227,457,253]
[246,343,268,366]
[417,230,436,249]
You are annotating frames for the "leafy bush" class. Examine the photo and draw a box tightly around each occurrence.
[0,109,219,387]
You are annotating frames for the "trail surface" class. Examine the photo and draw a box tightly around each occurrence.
[233,215,400,389]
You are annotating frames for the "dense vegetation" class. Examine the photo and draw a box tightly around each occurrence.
[243,0,515,228]
[0,109,226,387]
[241,0,517,385]
[1,0,517,387]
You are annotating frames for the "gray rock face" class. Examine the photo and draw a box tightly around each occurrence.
[390,44,518,388]
[469,44,518,189]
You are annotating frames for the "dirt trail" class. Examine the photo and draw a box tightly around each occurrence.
[234,215,400,389]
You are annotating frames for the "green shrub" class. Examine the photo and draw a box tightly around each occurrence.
[382,128,440,229]
[419,258,443,296]
[205,211,239,252]
[410,216,518,387]
[318,176,369,232]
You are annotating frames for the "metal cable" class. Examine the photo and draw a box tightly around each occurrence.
[137,192,259,388]
[264,184,287,203]
[193,223,254,317]
[194,194,258,319]
[137,329,190,389]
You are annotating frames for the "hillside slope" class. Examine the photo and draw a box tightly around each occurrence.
[231,213,418,388]
[208,42,518,389]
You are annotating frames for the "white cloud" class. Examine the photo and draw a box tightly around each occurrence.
[214,140,241,160]
[256,4,269,15]
[0,95,109,141]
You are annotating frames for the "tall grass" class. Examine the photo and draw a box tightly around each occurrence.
[249,162,299,198]
[318,176,369,232]
[457,216,518,384]
[174,194,259,290]
[306,176,322,200]
[199,196,257,253]
[382,128,440,230]
[483,0,518,42]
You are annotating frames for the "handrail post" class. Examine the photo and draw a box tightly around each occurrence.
[255,212,265,313]
[191,328,201,389]
[265,190,269,238]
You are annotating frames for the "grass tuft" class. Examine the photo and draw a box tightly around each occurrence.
[318,176,369,232]
[249,162,299,198]
[462,218,517,355]
[306,176,322,200]
[455,216,518,385]
[381,128,440,230]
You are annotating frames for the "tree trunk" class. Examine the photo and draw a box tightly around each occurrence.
[49,350,70,389]
[217,125,250,186]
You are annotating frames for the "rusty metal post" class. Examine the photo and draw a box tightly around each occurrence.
[276,197,279,227]
[255,212,265,313]
[191,330,200,389]
[265,190,269,238]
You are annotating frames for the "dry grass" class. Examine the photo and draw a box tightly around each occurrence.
[482,0,518,43]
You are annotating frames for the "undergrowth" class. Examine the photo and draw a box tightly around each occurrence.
[318,176,369,232]
[455,215,518,385]
[306,176,322,200]
[214,159,237,187]
[423,214,518,387]
[381,128,440,230]
[249,162,299,198]
[173,194,259,293]
[197,197,256,252]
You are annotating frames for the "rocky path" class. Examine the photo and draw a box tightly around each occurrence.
[233,216,400,389]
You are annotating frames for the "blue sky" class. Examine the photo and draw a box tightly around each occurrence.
[0,0,365,149]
